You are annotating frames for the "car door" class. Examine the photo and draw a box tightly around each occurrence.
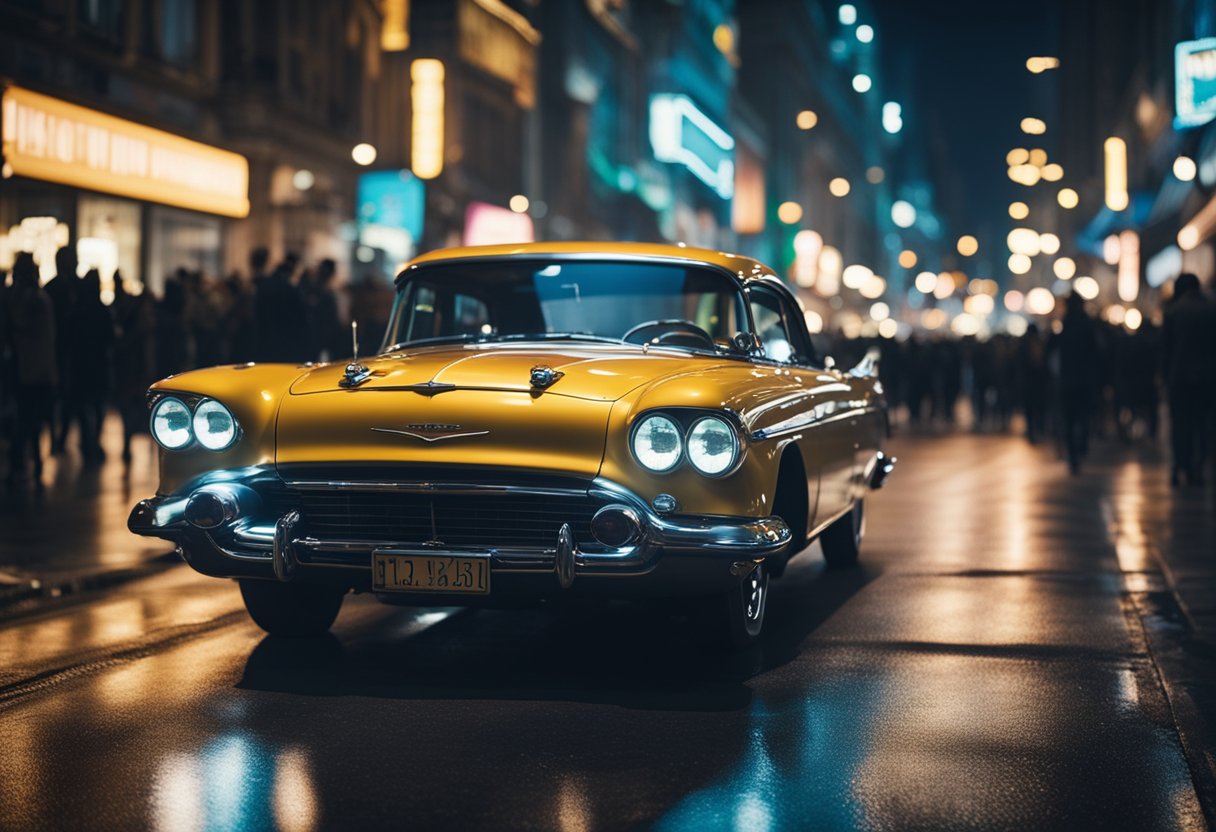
[747,283,858,529]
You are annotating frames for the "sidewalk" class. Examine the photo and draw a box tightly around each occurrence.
[0,414,179,609]
[1102,440,1216,644]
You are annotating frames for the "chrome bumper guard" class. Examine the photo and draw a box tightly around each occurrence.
[129,474,792,588]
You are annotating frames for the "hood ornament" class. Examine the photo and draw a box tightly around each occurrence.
[530,365,564,390]
[371,423,489,442]
[339,321,373,389]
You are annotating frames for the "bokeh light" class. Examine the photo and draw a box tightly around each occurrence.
[777,201,803,224]
[1025,287,1056,315]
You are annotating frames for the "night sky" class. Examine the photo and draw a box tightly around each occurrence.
[872,0,1060,273]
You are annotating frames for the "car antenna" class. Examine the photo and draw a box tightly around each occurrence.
[339,320,373,388]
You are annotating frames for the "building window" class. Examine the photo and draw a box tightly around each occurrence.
[77,0,124,41]
[144,0,197,67]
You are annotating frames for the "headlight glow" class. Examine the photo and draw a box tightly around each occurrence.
[687,416,739,475]
[631,414,683,472]
[151,397,193,450]
[192,399,239,451]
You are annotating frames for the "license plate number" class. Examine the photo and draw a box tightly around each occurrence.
[373,552,490,594]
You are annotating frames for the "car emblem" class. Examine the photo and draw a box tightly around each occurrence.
[370,423,489,442]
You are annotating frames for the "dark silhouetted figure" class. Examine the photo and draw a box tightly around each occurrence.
[156,279,191,379]
[43,246,77,453]
[303,258,343,361]
[1051,292,1102,475]
[254,260,311,363]
[1162,272,1216,486]
[1019,323,1049,443]
[112,275,157,462]
[67,269,115,465]
[4,253,57,487]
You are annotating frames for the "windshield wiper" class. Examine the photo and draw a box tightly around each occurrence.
[381,331,625,353]
[381,333,481,353]
[495,332,625,344]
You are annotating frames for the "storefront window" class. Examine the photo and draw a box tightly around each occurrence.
[146,205,221,297]
[0,183,75,284]
[77,195,142,301]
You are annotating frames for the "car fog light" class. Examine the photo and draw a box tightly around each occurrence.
[184,489,237,529]
[591,506,642,547]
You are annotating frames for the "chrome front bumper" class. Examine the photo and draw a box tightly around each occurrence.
[129,469,791,593]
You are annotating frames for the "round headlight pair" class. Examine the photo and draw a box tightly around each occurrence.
[151,397,239,451]
[631,414,740,476]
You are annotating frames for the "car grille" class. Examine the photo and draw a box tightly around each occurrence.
[291,491,602,549]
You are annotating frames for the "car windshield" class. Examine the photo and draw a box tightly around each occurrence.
[382,259,750,354]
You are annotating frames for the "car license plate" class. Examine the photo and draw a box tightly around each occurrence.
[372,551,490,594]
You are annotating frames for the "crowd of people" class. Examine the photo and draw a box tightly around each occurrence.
[0,247,393,489]
[832,273,1216,480]
[1,252,1214,490]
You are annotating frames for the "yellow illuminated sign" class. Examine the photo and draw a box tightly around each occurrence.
[411,60,445,180]
[1,85,249,218]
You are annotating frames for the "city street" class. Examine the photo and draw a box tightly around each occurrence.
[1,431,1213,831]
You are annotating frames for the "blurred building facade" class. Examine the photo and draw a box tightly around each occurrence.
[0,0,385,294]
[2,0,940,331]
[1056,0,1216,321]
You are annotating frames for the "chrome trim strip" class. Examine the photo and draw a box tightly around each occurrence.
[751,404,881,441]
[283,480,589,497]
[369,427,490,442]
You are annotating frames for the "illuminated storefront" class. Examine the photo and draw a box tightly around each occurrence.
[0,85,249,295]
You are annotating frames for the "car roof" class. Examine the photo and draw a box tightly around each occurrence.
[402,241,778,283]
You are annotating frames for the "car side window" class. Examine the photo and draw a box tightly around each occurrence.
[748,285,815,365]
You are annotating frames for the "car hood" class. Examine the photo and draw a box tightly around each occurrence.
[288,342,727,402]
[276,343,729,476]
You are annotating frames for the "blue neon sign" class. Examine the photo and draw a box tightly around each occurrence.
[649,94,735,199]
[1176,38,1216,128]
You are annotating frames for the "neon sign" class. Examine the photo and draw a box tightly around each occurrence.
[1176,38,1216,128]
[649,94,734,199]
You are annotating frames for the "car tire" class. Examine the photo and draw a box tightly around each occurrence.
[820,499,864,568]
[722,562,768,649]
[239,579,346,637]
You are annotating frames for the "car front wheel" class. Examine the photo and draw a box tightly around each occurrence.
[239,579,346,637]
[820,499,864,568]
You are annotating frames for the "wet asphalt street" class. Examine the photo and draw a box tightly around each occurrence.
[0,432,1211,832]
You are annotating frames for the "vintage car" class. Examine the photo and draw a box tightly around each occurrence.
[129,242,893,646]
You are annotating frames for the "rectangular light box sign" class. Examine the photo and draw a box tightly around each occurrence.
[1176,38,1216,128]
[1,85,250,218]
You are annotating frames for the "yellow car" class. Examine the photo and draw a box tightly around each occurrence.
[129,242,892,646]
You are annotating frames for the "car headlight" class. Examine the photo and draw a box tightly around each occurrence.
[687,416,740,476]
[192,399,239,451]
[631,414,683,472]
[150,397,193,450]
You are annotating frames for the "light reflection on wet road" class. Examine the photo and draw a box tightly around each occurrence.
[0,433,1208,831]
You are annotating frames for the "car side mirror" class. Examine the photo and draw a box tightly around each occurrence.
[733,332,763,355]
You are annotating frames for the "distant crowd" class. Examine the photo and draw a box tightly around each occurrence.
[1,252,1214,491]
[830,274,1216,482]
[0,247,392,487]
